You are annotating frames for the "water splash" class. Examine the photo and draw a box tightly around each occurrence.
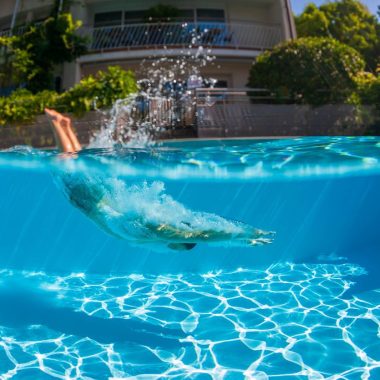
[89,26,218,148]
[89,95,162,149]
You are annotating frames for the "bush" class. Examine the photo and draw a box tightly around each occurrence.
[59,66,138,115]
[351,73,380,134]
[0,89,58,125]
[357,74,380,108]
[0,66,138,125]
[248,37,365,105]
[369,78,380,109]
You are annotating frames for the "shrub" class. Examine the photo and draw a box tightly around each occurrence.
[0,66,138,125]
[350,72,380,134]
[357,74,380,108]
[59,66,138,115]
[0,89,58,125]
[248,37,365,105]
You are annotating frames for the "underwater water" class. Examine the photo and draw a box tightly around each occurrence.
[0,136,379,379]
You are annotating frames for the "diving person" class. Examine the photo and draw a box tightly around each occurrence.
[45,108,274,250]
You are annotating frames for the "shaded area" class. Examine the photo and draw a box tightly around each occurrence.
[0,280,186,348]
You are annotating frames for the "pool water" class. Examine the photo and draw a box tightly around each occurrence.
[0,137,379,379]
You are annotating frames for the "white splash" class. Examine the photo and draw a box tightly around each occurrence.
[89,27,217,149]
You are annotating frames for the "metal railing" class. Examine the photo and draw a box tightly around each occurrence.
[82,21,282,52]
[0,23,41,38]
[1,21,282,51]
[125,95,196,130]
[0,30,11,38]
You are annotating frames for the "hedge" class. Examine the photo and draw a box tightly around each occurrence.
[248,37,366,105]
[0,66,138,126]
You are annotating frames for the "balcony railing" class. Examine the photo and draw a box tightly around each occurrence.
[83,22,282,52]
[0,30,11,38]
[0,23,42,38]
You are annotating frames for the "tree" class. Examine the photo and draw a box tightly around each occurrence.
[0,13,87,93]
[0,36,37,90]
[295,0,379,71]
[248,37,365,105]
[296,4,330,37]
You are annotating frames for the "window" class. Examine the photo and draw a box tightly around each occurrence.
[125,9,194,23]
[94,11,122,27]
[178,9,194,22]
[124,10,146,24]
[196,9,225,22]
[214,80,228,88]
[204,79,229,88]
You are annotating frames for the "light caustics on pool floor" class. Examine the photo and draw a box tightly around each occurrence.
[0,263,379,379]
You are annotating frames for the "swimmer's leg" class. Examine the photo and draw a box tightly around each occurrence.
[45,108,82,153]
[150,222,274,248]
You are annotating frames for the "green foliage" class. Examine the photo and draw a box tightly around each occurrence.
[59,66,139,115]
[248,37,365,105]
[144,4,180,22]
[295,0,380,70]
[351,72,380,134]
[296,4,330,37]
[355,72,380,107]
[0,66,138,125]
[0,89,58,125]
[0,13,87,92]
[370,78,380,109]
[0,37,36,87]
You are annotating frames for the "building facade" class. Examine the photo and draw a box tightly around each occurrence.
[0,0,296,91]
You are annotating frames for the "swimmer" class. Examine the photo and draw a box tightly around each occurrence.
[45,108,274,250]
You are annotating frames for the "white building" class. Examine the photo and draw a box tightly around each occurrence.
[0,0,296,90]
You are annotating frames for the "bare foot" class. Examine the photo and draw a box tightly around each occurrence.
[45,109,81,153]
[45,108,71,130]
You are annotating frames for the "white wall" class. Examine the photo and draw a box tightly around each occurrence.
[269,0,296,39]
[226,2,275,24]
[0,0,293,31]
[80,57,254,88]
[70,0,90,25]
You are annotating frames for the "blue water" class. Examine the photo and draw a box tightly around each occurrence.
[0,137,379,379]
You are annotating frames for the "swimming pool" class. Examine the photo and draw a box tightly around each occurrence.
[0,137,379,379]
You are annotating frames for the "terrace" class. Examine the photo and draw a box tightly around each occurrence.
[0,19,283,61]
[82,21,283,54]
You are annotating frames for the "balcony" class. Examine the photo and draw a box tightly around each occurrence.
[82,21,283,54]
[0,24,30,38]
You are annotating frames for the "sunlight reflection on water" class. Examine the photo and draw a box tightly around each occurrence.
[0,263,378,379]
